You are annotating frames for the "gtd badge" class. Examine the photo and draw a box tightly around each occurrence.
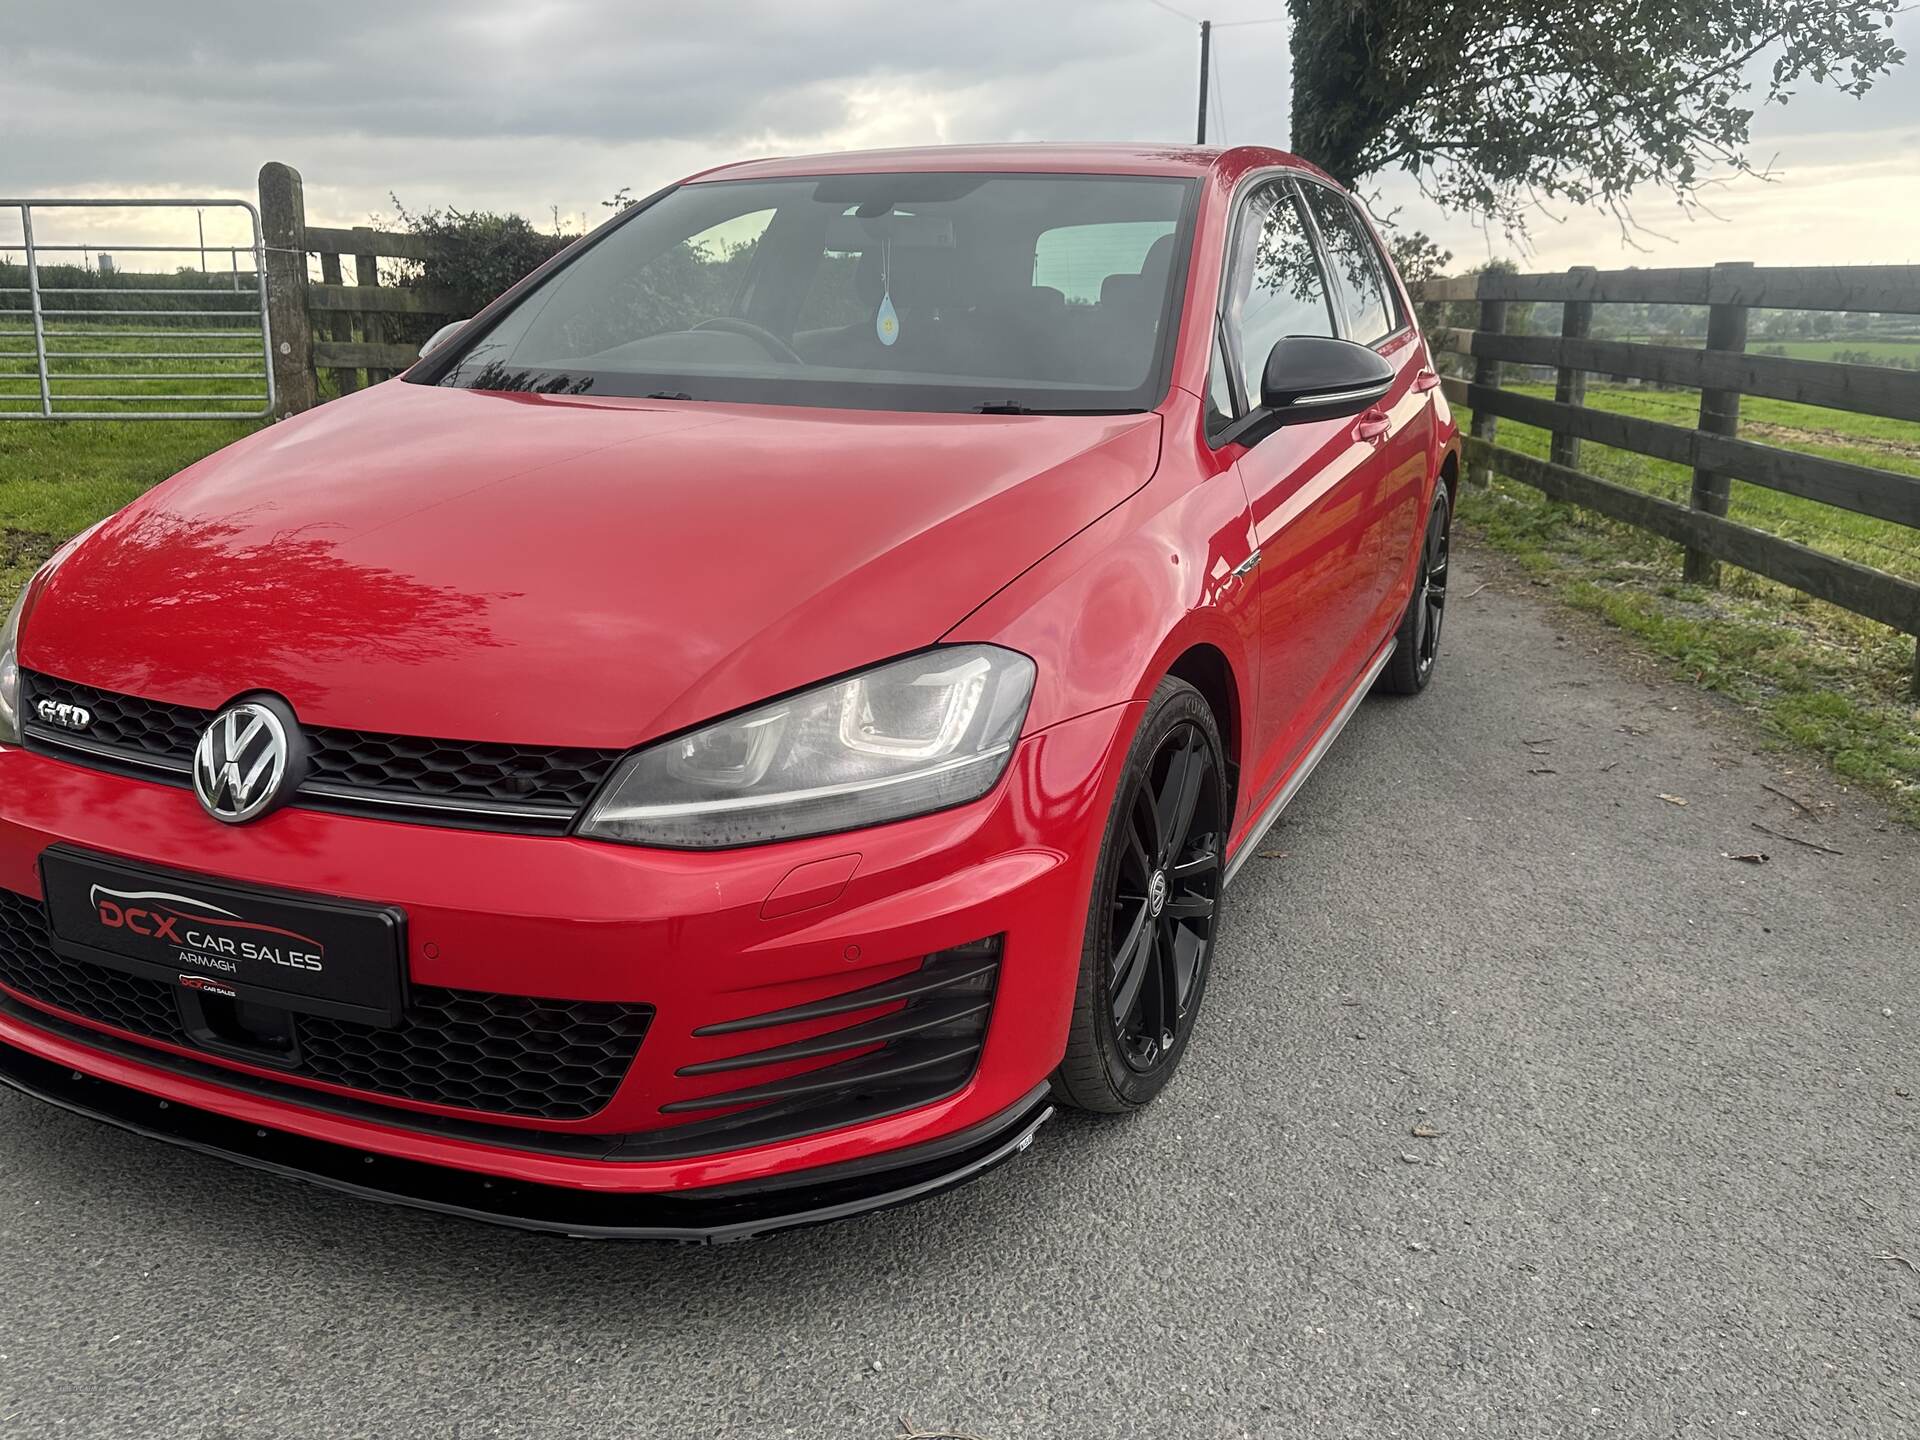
[193,699,304,824]
[33,698,93,732]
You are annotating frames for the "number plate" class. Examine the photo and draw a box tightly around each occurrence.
[39,848,405,1027]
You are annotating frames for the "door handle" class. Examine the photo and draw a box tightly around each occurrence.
[1354,408,1391,443]
[1413,367,1442,393]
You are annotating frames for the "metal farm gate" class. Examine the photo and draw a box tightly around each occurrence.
[0,197,274,420]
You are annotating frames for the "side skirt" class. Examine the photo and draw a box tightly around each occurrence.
[1221,637,1396,887]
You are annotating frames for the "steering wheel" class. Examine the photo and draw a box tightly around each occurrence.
[691,317,805,366]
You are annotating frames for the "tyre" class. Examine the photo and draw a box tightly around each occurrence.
[1379,482,1451,695]
[1054,677,1227,1113]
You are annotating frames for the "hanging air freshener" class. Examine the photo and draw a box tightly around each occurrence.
[875,235,899,347]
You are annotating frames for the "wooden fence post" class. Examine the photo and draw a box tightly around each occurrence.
[1551,267,1595,470]
[1683,260,1754,585]
[352,227,384,386]
[1467,293,1507,488]
[318,250,357,395]
[258,161,317,417]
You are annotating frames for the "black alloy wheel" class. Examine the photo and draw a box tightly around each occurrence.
[1055,678,1226,1112]
[1381,484,1452,695]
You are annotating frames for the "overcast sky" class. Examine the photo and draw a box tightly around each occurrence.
[5,0,1918,271]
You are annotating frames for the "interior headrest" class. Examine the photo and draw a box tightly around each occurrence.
[1140,233,1176,285]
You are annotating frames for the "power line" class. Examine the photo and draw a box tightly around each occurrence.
[1143,1,1285,23]
[1144,3,1288,143]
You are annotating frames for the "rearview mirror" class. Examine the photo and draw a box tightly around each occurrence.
[419,320,470,359]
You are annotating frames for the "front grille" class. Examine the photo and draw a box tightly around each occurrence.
[0,888,651,1120]
[19,671,626,833]
[652,938,1002,1152]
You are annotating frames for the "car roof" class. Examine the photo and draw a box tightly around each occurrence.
[687,142,1326,185]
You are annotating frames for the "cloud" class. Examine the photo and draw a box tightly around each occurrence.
[4,0,1915,269]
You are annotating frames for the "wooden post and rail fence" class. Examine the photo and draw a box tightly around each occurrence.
[1412,262,1920,695]
[258,161,464,416]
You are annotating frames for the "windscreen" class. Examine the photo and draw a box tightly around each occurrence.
[428,173,1196,413]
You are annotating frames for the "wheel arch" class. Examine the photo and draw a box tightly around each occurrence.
[1164,641,1241,814]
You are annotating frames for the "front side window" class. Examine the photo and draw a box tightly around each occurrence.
[428,173,1196,414]
[1299,185,1399,347]
[1213,180,1336,426]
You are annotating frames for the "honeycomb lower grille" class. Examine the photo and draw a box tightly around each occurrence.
[18,671,626,833]
[0,888,651,1121]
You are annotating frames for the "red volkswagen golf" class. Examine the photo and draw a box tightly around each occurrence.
[0,144,1457,1239]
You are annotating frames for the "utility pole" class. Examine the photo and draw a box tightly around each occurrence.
[1195,19,1211,144]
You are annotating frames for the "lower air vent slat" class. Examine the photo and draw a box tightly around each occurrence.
[692,952,998,1036]
[662,1038,981,1115]
[676,994,989,1076]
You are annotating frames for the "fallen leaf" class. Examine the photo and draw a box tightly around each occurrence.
[1257,849,1289,860]
[1529,766,1558,775]
[1411,1124,1444,1139]
[1658,794,1688,807]
[1723,852,1769,865]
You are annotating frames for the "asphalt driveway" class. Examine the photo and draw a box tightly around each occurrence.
[2,546,1916,1439]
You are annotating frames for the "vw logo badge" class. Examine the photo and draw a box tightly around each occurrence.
[193,700,296,824]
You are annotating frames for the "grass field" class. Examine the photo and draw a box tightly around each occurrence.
[1753,337,1920,367]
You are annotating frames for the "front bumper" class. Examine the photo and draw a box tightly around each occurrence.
[0,702,1135,1214]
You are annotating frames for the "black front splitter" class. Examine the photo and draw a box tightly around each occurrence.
[0,1040,1053,1243]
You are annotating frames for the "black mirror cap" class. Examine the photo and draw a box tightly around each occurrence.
[1258,335,1395,423]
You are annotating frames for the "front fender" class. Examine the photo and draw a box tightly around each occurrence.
[944,388,1257,764]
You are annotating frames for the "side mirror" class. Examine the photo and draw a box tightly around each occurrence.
[1218,336,1394,448]
[419,320,469,359]
[1258,336,1395,423]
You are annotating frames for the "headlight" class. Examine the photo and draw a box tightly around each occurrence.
[579,644,1036,848]
[0,584,25,747]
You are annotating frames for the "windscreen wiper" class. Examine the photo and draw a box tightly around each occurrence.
[971,401,1134,416]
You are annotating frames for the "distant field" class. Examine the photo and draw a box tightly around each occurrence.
[1472,382,1920,583]
[1757,338,1920,364]
[1580,334,1920,369]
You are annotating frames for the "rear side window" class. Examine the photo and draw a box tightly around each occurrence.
[1299,185,1398,347]
[1034,221,1177,303]
[1222,182,1335,411]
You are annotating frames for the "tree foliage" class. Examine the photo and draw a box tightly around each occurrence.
[385,198,571,343]
[1287,0,1906,233]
